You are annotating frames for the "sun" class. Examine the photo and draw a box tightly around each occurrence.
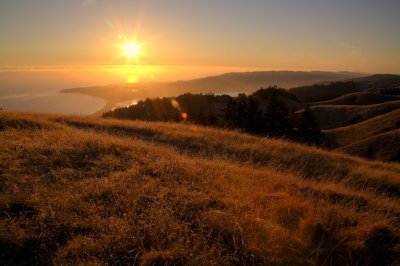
[123,41,141,60]
[117,35,144,64]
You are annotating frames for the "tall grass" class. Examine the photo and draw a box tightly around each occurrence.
[1,111,399,265]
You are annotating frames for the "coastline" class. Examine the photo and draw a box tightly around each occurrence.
[89,100,119,117]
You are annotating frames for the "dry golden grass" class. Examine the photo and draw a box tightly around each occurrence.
[1,111,400,265]
[337,129,400,163]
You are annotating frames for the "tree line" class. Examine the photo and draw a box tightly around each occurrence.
[103,86,322,145]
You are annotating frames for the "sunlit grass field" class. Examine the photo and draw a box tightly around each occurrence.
[1,111,399,265]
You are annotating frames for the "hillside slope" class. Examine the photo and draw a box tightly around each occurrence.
[304,100,400,129]
[352,74,400,89]
[337,129,400,162]
[289,74,400,103]
[324,108,400,147]
[1,111,400,265]
[313,92,400,106]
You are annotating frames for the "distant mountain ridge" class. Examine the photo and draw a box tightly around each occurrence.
[183,70,366,91]
[62,70,366,103]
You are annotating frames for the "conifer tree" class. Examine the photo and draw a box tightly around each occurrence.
[245,96,263,134]
[263,91,292,137]
[298,105,321,145]
[197,108,207,125]
[207,110,218,125]
[221,96,242,128]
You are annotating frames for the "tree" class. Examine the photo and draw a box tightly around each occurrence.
[297,105,321,145]
[221,96,240,128]
[263,91,292,137]
[197,108,207,125]
[220,94,264,134]
[206,110,218,125]
[244,96,263,134]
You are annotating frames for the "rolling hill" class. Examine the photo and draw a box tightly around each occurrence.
[312,91,400,106]
[302,100,400,129]
[1,111,400,265]
[321,109,400,163]
[323,108,400,147]
[289,81,362,102]
[337,129,400,162]
[351,74,400,89]
[289,74,400,103]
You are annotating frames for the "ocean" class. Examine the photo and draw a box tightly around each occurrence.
[0,65,267,115]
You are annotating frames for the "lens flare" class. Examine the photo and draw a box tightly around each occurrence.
[171,99,180,109]
[170,98,189,121]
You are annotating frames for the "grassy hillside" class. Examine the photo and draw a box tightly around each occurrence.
[1,111,400,265]
[312,92,400,106]
[303,100,400,129]
[337,129,400,162]
[324,109,400,147]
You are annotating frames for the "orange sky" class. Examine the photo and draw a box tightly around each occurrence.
[0,0,399,74]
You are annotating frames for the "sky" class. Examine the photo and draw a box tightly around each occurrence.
[0,0,399,73]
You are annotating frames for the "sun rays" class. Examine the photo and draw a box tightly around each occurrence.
[117,35,145,65]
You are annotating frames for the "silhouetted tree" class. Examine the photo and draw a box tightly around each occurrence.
[220,94,264,134]
[253,85,298,101]
[263,91,292,137]
[221,97,240,128]
[104,91,297,139]
[245,96,263,134]
[235,93,249,129]
[197,108,207,125]
[297,105,321,145]
[207,110,218,125]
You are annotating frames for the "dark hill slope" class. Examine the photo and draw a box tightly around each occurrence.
[289,74,400,103]
[324,108,400,147]
[352,74,400,89]
[289,81,361,102]
[303,100,400,129]
[313,92,400,106]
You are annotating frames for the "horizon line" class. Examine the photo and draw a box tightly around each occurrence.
[0,65,375,74]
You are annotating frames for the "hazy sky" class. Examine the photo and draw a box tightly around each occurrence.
[1,0,399,73]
